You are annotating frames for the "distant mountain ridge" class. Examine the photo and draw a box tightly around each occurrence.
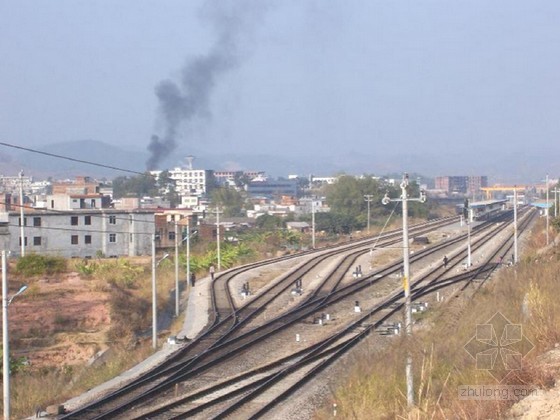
[1,139,550,184]
[13,140,148,179]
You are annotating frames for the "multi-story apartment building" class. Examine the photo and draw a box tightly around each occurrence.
[169,168,213,196]
[152,168,213,197]
[6,209,155,258]
[435,176,488,196]
[0,174,32,195]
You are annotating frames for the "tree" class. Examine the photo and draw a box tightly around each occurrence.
[255,214,284,230]
[233,172,252,190]
[112,173,158,199]
[324,175,393,230]
[211,187,245,217]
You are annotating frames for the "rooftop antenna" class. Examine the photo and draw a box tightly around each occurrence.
[185,155,194,170]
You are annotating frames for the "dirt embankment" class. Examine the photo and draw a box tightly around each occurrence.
[508,347,560,419]
[10,272,111,368]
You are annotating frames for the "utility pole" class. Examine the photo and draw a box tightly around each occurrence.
[311,199,316,249]
[552,186,560,218]
[19,170,25,257]
[186,217,191,292]
[3,251,28,420]
[151,234,157,349]
[546,174,549,246]
[2,250,9,419]
[215,207,222,271]
[382,173,426,408]
[174,220,179,317]
[463,199,472,267]
[364,194,373,233]
[513,188,518,264]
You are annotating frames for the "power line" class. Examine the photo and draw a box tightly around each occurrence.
[0,141,146,176]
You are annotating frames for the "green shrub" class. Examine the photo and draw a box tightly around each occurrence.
[15,254,66,277]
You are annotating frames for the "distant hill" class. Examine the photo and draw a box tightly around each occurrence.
[11,140,149,179]
[1,139,550,184]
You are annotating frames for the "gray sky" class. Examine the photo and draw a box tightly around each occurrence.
[1,1,559,180]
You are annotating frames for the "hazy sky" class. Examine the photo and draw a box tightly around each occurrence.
[1,1,560,178]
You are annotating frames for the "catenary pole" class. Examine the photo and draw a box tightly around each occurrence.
[312,199,316,249]
[151,234,157,349]
[382,173,426,408]
[3,250,10,419]
[174,220,179,317]
[514,188,518,264]
[19,170,25,257]
[546,174,549,246]
[364,194,373,233]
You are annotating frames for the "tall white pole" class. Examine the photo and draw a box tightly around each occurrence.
[2,250,11,420]
[546,174,549,246]
[174,220,179,317]
[513,189,518,264]
[552,187,560,217]
[467,221,472,267]
[19,170,25,257]
[400,176,414,408]
[382,174,425,408]
[186,218,191,289]
[151,234,157,349]
[311,200,316,249]
[364,195,373,233]
[216,207,221,271]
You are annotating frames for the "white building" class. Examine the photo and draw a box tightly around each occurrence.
[152,168,212,197]
[6,209,155,258]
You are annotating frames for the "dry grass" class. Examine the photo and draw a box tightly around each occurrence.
[319,218,560,419]
[8,342,154,416]
[3,256,185,417]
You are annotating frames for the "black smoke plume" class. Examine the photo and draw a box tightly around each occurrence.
[146,1,267,170]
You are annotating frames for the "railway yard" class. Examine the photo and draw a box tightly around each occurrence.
[58,206,537,419]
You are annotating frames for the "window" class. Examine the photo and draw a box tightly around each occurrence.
[84,216,91,225]
[18,217,27,227]
[109,233,116,243]
[85,235,92,244]
[33,217,41,227]
[168,231,176,241]
[91,199,96,208]
[109,215,116,224]
[51,200,55,208]
[33,237,42,246]
[71,216,78,226]
[19,237,28,246]
[71,235,79,245]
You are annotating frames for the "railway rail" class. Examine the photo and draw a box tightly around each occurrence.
[132,208,536,419]
[60,217,457,419]
[59,210,534,419]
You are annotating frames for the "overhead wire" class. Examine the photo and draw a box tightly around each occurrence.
[0,140,147,176]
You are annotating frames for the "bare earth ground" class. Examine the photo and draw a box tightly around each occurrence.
[10,272,111,368]
[508,347,560,419]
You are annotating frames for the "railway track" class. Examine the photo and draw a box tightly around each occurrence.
[59,212,531,419]
[132,208,537,419]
